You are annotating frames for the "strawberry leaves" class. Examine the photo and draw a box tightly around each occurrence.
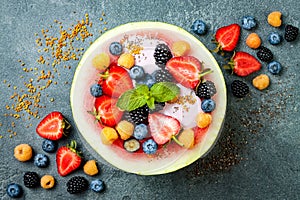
[117,82,180,111]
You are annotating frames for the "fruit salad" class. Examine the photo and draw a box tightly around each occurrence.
[87,33,218,156]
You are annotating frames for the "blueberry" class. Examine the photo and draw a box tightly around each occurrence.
[6,183,23,198]
[133,124,148,140]
[90,83,103,97]
[241,16,257,30]
[129,65,145,80]
[90,179,105,193]
[34,154,49,168]
[136,73,156,88]
[267,61,282,75]
[201,99,216,113]
[42,139,57,153]
[142,139,158,154]
[109,42,123,56]
[191,20,207,35]
[268,32,282,45]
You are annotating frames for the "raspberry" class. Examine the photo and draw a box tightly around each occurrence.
[252,74,270,90]
[153,43,172,65]
[267,11,282,27]
[284,25,299,42]
[83,160,99,176]
[117,53,135,69]
[23,172,40,188]
[14,144,33,162]
[196,112,212,128]
[257,46,273,62]
[231,80,249,98]
[115,120,134,140]
[100,127,119,145]
[40,175,55,189]
[66,176,89,194]
[195,80,217,99]
[246,33,261,49]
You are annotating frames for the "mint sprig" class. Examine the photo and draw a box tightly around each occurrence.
[117,82,180,111]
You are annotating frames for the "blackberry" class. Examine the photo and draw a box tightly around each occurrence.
[67,176,89,194]
[284,24,299,42]
[152,69,173,82]
[231,80,249,98]
[256,46,273,62]
[153,44,172,65]
[196,80,217,99]
[129,105,149,125]
[23,172,39,188]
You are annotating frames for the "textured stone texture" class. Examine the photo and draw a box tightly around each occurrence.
[0,0,299,199]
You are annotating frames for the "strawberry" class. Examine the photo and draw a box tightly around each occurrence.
[224,51,261,76]
[166,56,212,89]
[56,140,82,176]
[213,24,241,52]
[99,63,133,98]
[36,111,70,140]
[148,113,181,145]
[94,95,123,127]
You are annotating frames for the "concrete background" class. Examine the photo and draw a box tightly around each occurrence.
[0,0,299,199]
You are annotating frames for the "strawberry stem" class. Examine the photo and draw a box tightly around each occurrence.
[172,135,184,147]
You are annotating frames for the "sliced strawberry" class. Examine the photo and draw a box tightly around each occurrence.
[56,140,81,176]
[213,24,240,52]
[36,111,70,140]
[166,56,203,89]
[99,63,133,98]
[94,95,123,127]
[225,51,261,76]
[148,113,181,145]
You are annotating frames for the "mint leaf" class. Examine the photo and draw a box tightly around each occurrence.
[117,89,147,111]
[135,84,150,96]
[150,82,180,102]
[146,97,155,110]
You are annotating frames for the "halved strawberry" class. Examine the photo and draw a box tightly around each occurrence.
[166,56,211,89]
[36,111,70,140]
[99,63,133,98]
[56,140,81,176]
[213,24,241,52]
[224,51,261,76]
[94,95,123,127]
[148,113,181,145]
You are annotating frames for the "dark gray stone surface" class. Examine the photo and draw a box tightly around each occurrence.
[0,0,299,199]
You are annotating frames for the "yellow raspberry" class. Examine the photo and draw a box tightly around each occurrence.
[40,175,55,189]
[178,129,195,149]
[117,53,135,69]
[246,33,261,49]
[83,160,99,176]
[14,144,33,162]
[115,120,134,140]
[196,113,212,128]
[171,41,191,56]
[252,74,270,90]
[267,11,282,27]
[100,127,119,145]
[92,52,110,72]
